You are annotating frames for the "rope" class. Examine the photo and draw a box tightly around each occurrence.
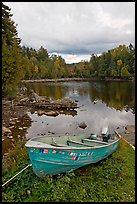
[2,164,32,188]
[115,130,135,151]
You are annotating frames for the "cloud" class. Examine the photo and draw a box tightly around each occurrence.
[4,2,135,63]
[49,52,91,64]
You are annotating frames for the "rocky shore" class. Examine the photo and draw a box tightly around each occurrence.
[2,99,135,142]
[2,88,135,155]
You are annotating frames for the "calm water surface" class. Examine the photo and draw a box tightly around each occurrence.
[24,80,135,138]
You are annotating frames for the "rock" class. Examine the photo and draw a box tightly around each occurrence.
[29,90,40,102]
[19,127,23,130]
[23,127,27,129]
[8,136,13,139]
[10,121,16,125]
[45,111,59,117]
[78,121,87,129]
[37,110,45,115]
[9,125,14,129]
[14,118,18,120]
[2,127,11,135]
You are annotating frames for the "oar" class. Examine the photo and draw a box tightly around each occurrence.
[2,164,32,188]
[114,130,135,150]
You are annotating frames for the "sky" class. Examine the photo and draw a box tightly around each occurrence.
[4,2,135,64]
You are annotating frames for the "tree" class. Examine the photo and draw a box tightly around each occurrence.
[2,3,21,46]
[2,3,24,97]
[121,66,131,79]
[89,54,99,76]
[37,46,49,61]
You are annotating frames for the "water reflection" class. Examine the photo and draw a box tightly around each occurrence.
[25,80,135,139]
[25,80,135,113]
[88,81,135,113]
[30,107,78,117]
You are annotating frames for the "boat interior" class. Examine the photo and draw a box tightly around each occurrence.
[27,132,119,148]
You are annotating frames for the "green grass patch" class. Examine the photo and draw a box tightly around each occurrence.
[2,138,135,202]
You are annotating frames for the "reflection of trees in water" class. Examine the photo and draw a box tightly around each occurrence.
[25,81,135,114]
[89,81,135,113]
[25,82,66,100]
[25,82,89,99]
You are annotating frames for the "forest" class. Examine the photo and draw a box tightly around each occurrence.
[2,3,135,97]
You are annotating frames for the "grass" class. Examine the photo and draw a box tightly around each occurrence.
[2,138,135,202]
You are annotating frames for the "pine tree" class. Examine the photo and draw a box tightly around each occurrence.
[2,3,24,97]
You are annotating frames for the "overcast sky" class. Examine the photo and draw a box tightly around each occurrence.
[4,2,135,63]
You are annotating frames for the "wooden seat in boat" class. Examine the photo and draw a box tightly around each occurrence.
[82,138,108,145]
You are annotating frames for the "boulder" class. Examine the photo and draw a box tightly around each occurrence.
[29,90,40,102]
[78,121,87,129]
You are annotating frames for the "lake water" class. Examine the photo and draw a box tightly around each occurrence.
[24,80,135,138]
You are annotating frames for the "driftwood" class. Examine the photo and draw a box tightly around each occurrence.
[18,90,78,110]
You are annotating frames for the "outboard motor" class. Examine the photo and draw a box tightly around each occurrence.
[101,127,110,142]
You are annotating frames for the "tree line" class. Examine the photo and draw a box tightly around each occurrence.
[2,3,135,98]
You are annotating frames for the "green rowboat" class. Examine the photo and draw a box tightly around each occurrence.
[25,129,121,177]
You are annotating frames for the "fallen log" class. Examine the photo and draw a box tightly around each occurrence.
[19,102,78,110]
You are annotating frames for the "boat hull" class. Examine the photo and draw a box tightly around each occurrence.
[26,141,119,177]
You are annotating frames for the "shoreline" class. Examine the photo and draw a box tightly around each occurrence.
[2,98,135,155]
[2,79,135,155]
[21,77,135,83]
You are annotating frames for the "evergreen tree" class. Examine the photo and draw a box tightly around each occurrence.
[37,46,49,61]
[2,3,21,45]
[2,3,24,97]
